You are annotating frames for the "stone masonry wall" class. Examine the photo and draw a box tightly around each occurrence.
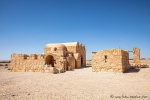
[133,47,140,68]
[10,54,45,72]
[122,50,130,71]
[92,49,129,72]
[73,53,81,68]
[66,54,75,70]
[10,54,57,73]
[76,43,86,66]
[10,42,86,73]
[65,43,86,67]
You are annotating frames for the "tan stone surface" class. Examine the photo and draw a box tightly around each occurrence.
[0,66,150,100]
[92,49,130,72]
[10,42,86,74]
[92,47,141,73]
[133,47,140,68]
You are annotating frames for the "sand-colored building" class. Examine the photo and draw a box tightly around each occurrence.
[92,47,140,72]
[10,42,86,73]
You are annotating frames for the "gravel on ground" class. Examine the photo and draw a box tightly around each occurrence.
[0,66,150,100]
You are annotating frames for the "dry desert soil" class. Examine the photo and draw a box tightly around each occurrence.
[0,65,150,100]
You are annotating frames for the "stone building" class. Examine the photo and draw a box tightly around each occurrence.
[10,42,86,73]
[92,47,140,73]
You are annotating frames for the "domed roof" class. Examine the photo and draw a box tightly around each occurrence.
[46,44,67,51]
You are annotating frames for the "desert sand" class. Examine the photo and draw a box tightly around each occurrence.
[0,65,150,100]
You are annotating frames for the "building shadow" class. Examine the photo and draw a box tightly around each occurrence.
[77,65,92,69]
[63,66,92,72]
[124,68,140,73]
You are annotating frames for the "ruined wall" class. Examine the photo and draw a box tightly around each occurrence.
[122,50,130,70]
[133,47,140,68]
[65,46,76,53]
[10,42,86,73]
[73,53,81,68]
[10,53,76,73]
[10,54,45,72]
[76,43,86,67]
[92,49,129,72]
[10,54,59,73]
[64,42,86,67]
[44,44,68,56]
[66,54,75,70]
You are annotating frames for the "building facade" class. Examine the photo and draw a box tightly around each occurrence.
[92,47,140,73]
[10,42,86,73]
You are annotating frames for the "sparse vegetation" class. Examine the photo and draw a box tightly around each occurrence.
[0,64,3,66]
[5,64,8,66]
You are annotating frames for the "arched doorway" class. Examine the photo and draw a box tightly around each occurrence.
[45,55,55,67]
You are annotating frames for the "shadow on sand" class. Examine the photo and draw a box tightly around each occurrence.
[61,66,91,73]
[77,65,92,69]
[125,65,150,73]
[124,68,140,73]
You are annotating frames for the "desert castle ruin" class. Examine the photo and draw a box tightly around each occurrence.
[10,41,140,73]
[10,42,86,73]
[92,47,140,72]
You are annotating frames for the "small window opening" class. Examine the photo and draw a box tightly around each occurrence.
[104,55,107,62]
[54,47,57,51]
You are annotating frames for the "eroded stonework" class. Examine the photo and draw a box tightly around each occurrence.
[10,42,86,74]
[92,47,140,73]
[133,47,140,68]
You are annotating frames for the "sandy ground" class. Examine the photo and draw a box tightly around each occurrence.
[0,66,150,100]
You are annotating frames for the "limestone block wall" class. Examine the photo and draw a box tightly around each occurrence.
[92,49,129,72]
[10,54,58,73]
[10,54,45,72]
[44,54,65,70]
[133,47,140,68]
[66,54,75,70]
[45,42,86,68]
[44,47,67,57]
[122,50,130,70]
[10,54,23,71]
[63,42,86,67]
[65,46,76,53]
[10,53,76,73]
[73,53,81,68]
[76,43,86,66]
[44,47,51,53]
[10,42,86,73]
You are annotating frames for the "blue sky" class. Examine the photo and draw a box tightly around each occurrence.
[0,0,150,60]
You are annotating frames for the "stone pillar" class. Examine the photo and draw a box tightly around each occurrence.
[133,47,140,68]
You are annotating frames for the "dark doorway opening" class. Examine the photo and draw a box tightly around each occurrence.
[81,56,83,66]
[104,55,107,62]
[45,55,55,67]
